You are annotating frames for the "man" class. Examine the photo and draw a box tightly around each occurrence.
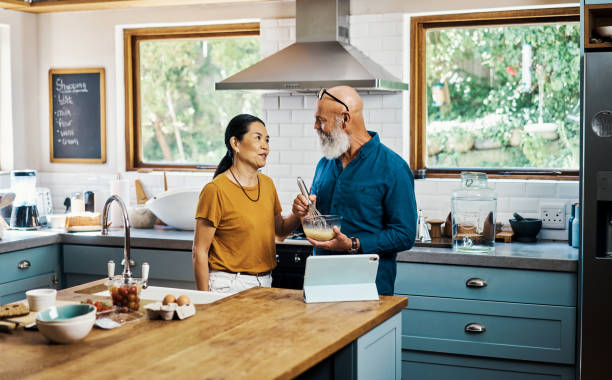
[293,86,417,296]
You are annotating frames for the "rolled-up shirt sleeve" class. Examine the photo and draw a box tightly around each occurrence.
[359,163,417,256]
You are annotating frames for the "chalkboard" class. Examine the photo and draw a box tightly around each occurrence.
[49,68,106,163]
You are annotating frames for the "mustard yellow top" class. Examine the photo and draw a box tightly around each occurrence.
[195,173,282,273]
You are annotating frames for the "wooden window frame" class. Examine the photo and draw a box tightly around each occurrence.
[409,8,580,180]
[124,23,260,172]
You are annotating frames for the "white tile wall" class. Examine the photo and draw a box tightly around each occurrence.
[415,178,579,240]
[259,15,406,211]
[29,13,579,242]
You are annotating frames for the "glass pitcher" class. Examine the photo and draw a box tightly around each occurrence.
[451,172,497,253]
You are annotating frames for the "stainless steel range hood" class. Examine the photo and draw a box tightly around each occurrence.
[215,0,408,92]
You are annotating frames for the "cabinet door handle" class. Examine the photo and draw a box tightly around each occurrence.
[17,260,31,270]
[52,275,60,286]
[293,254,301,263]
[465,323,486,334]
[466,278,487,288]
[121,259,136,267]
[276,254,280,262]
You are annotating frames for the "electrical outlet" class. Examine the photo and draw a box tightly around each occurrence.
[540,202,567,229]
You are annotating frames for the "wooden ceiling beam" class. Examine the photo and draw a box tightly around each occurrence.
[0,0,268,13]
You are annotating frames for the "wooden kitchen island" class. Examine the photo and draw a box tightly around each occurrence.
[0,280,406,380]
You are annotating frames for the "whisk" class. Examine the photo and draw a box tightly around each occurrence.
[297,177,327,228]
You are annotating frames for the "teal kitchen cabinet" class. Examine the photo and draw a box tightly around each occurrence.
[0,245,61,304]
[395,262,577,379]
[63,245,195,289]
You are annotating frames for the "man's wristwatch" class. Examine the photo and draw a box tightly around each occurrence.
[348,237,360,254]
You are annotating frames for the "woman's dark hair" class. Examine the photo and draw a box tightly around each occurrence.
[213,114,265,178]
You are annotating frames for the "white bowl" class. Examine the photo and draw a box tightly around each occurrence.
[26,288,57,312]
[145,188,201,230]
[36,304,96,344]
[596,26,612,38]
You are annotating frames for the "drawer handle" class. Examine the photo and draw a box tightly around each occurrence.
[121,259,136,267]
[294,254,301,263]
[465,323,486,334]
[466,278,487,288]
[17,260,31,270]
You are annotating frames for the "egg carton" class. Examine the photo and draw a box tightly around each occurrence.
[144,302,196,320]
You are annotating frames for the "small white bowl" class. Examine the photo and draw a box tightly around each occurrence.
[26,288,57,312]
[36,304,96,344]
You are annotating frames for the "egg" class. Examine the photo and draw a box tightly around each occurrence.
[162,294,176,305]
[176,295,190,306]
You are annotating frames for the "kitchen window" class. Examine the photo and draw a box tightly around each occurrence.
[409,8,580,179]
[124,24,261,171]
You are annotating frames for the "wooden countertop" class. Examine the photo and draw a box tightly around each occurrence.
[0,280,407,380]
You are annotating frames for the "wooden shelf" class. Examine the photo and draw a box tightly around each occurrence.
[585,4,612,49]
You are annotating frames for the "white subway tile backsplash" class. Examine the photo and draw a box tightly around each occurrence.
[369,109,396,123]
[270,137,293,150]
[291,109,315,123]
[279,124,303,137]
[557,182,579,198]
[267,110,292,123]
[263,164,291,177]
[382,36,403,51]
[263,96,279,110]
[291,138,317,150]
[382,123,402,138]
[266,151,280,165]
[290,164,317,178]
[278,178,299,192]
[509,198,540,213]
[279,95,304,109]
[414,180,439,195]
[304,95,318,109]
[304,151,323,163]
[382,94,403,108]
[280,151,304,164]
[526,182,557,198]
[266,123,279,137]
[362,95,383,109]
[303,124,317,137]
[492,181,526,196]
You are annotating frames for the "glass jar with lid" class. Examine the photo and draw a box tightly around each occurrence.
[451,172,497,253]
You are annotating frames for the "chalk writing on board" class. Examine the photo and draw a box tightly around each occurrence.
[49,68,106,163]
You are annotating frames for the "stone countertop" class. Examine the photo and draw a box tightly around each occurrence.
[0,228,578,272]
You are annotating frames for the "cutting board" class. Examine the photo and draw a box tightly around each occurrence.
[94,286,228,305]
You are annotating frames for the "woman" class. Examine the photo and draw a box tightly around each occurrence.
[193,114,301,293]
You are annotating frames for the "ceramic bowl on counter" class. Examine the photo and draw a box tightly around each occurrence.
[36,304,96,344]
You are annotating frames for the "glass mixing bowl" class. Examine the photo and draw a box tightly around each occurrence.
[302,215,342,241]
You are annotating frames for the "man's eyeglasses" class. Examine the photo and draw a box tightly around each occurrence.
[317,88,349,113]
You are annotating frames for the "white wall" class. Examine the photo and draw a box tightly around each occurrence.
[35,1,293,175]
[0,9,38,172]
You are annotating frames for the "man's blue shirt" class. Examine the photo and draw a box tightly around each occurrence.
[310,131,418,295]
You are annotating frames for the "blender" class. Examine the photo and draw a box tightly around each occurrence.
[10,170,40,230]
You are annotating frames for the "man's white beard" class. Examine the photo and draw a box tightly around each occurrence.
[317,117,351,159]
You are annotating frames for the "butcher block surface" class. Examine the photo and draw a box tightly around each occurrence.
[0,280,407,380]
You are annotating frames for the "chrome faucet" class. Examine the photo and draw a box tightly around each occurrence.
[101,195,132,281]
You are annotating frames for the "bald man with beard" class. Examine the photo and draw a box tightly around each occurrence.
[292,86,418,296]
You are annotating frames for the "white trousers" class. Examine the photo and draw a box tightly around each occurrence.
[209,270,272,295]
